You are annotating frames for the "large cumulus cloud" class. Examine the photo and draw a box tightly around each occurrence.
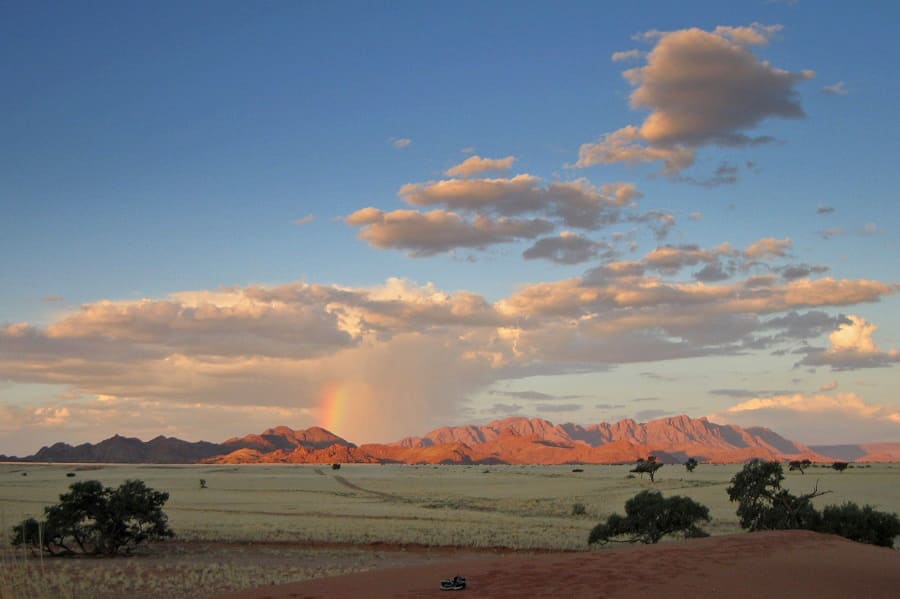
[576,24,814,176]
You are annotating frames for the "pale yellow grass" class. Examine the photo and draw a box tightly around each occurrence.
[1,462,898,597]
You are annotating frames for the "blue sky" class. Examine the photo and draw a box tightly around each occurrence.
[2,1,898,453]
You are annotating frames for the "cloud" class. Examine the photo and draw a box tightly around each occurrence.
[390,137,412,149]
[819,227,845,239]
[798,315,900,370]
[674,161,740,187]
[345,207,553,256]
[398,176,642,230]
[535,403,583,413]
[611,49,644,62]
[744,237,792,259]
[490,389,583,401]
[484,403,524,415]
[293,214,315,226]
[822,81,848,95]
[41,296,64,302]
[576,24,813,175]
[777,263,829,280]
[819,380,838,391]
[709,388,795,398]
[710,392,900,443]
[816,204,835,214]
[1,269,896,452]
[689,212,703,221]
[346,175,664,256]
[635,408,673,421]
[445,155,516,177]
[522,232,613,264]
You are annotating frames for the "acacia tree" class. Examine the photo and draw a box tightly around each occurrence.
[11,479,172,556]
[831,462,849,473]
[788,459,812,474]
[630,456,663,482]
[684,458,699,472]
[588,490,709,545]
[726,460,826,531]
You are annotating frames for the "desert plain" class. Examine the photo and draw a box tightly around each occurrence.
[1,461,899,597]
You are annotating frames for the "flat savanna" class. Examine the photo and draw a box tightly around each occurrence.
[1,462,898,597]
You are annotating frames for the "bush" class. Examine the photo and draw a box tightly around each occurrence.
[831,461,849,473]
[11,479,173,556]
[684,457,699,472]
[726,460,824,532]
[588,490,709,545]
[572,503,587,516]
[819,502,900,548]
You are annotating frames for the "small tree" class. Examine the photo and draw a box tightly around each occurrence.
[788,459,812,474]
[726,460,826,532]
[588,490,709,545]
[199,479,207,489]
[630,457,663,482]
[11,479,173,556]
[684,457,699,473]
[831,462,849,473]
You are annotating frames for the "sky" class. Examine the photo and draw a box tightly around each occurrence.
[2,1,899,454]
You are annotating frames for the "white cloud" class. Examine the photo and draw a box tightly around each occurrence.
[709,392,900,443]
[799,315,900,370]
[390,137,412,149]
[822,81,848,95]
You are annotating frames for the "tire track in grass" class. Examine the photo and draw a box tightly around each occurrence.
[331,475,405,501]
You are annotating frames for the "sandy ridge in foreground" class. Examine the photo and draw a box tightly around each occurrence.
[219,530,900,598]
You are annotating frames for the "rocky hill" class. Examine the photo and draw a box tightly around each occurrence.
[6,414,891,465]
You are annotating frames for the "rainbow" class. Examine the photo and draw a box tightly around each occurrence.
[317,383,351,434]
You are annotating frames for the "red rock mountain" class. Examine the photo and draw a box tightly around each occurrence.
[6,415,898,464]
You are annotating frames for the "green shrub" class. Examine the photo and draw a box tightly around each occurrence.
[588,490,709,545]
[572,503,587,516]
[11,479,173,556]
[819,502,900,548]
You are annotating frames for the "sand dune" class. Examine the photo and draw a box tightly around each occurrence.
[219,531,900,598]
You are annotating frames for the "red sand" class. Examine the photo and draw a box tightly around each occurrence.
[218,531,900,598]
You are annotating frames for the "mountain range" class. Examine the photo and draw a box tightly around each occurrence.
[2,415,898,464]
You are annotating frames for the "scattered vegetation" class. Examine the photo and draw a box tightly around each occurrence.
[630,456,663,482]
[588,490,709,545]
[332,464,341,470]
[788,459,812,474]
[727,460,900,547]
[571,503,587,516]
[818,502,900,548]
[11,479,173,556]
[684,457,699,472]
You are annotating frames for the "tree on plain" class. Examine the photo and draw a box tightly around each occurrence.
[588,490,710,545]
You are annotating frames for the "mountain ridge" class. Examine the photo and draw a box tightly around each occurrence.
[3,415,898,464]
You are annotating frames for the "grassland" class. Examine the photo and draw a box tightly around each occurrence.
[1,462,898,597]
